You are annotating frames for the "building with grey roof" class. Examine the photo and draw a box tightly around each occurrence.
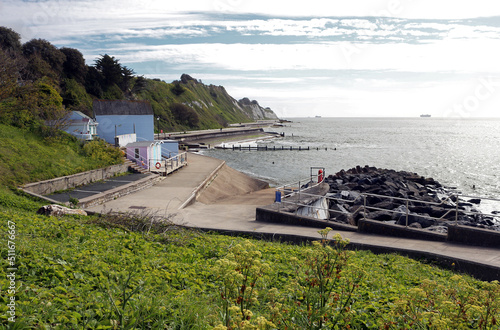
[94,100,154,144]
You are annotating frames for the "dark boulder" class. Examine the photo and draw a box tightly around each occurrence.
[397,214,436,228]
[324,165,493,232]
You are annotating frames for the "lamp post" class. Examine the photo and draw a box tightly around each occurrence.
[156,117,160,140]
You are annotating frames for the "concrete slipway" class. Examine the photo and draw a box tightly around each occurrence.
[85,153,500,281]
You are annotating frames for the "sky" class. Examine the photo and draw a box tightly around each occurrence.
[2,0,500,118]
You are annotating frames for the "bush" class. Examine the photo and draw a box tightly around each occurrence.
[82,139,123,166]
[171,82,185,96]
[170,103,199,127]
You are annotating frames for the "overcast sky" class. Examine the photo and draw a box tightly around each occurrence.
[2,0,500,117]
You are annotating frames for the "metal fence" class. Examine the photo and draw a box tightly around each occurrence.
[123,149,188,175]
[150,152,188,174]
[275,178,500,229]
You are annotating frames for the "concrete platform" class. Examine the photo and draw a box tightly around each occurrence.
[46,173,150,203]
[85,152,500,281]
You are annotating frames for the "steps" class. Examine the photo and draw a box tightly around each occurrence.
[124,159,149,174]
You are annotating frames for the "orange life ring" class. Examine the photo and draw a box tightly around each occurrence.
[155,162,161,169]
[318,169,324,183]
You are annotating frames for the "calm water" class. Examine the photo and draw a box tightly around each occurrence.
[203,118,500,200]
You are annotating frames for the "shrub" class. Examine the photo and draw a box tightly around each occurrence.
[82,139,123,166]
[170,103,199,127]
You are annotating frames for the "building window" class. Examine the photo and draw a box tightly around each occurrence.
[134,148,140,159]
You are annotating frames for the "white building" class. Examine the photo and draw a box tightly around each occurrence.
[62,111,98,140]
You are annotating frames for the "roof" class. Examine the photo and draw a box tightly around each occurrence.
[93,100,153,116]
[126,141,164,148]
[72,111,92,119]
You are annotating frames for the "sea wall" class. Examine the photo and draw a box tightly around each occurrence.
[256,206,500,248]
[447,225,500,247]
[159,127,267,142]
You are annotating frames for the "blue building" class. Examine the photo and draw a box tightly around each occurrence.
[93,100,154,144]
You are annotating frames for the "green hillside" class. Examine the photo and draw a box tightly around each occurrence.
[137,75,277,131]
[0,26,277,134]
[0,124,123,188]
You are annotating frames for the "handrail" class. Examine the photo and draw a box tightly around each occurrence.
[123,149,188,172]
[275,184,500,228]
[123,149,149,166]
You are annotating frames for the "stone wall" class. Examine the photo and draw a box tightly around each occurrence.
[21,163,129,196]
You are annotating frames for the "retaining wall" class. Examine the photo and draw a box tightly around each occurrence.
[448,225,500,247]
[188,227,500,282]
[78,174,163,209]
[163,128,266,142]
[358,219,447,242]
[21,163,129,196]
[257,205,500,248]
[256,206,358,232]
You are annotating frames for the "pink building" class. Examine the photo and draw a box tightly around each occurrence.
[125,141,163,170]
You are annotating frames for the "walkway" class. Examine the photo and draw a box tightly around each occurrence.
[85,153,500,280]
[86,153,223,213]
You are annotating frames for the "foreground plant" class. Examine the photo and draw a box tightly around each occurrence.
[280,231,363,329]
[213,240,272,329]
[385,275,500,329]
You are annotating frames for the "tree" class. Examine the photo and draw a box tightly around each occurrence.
[93,54,134,92]
[94,54,122,88]
[171,81,185,96]
[0,26,22,54]
[0,49,21,101]
[170,103,199,127]
[22,39,66,78]
[131,76,147,94]
[84,66,104,98]
[60,47,87,84]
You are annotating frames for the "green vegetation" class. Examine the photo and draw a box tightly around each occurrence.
[0,26,277,134]
[0,124,122,188]
[1,193,499,328]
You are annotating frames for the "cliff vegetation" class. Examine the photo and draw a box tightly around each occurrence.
[0,26,278,134]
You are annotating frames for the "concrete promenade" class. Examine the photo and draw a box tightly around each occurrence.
[85,153,500,280]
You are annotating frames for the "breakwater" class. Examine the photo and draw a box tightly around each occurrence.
[158,127,276,143]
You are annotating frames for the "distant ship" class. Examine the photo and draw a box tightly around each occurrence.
[315,115,322,118]
[420,114,431,117]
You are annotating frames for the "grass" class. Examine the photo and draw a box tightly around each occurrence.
[0,193,498,328]
[0,124,122,188]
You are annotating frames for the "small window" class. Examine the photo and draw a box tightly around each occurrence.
[134,148,140,159]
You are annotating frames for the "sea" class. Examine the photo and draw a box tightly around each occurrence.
[202,117,500,212]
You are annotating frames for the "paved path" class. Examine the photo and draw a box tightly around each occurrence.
[86,153,223,214]
[86,153,500,278]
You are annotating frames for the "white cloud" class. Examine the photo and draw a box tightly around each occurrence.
[3,0,500,117]
[107,38,500,74]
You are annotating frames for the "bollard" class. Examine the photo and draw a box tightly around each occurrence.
[275,191,282,203]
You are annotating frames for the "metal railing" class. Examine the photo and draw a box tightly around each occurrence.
[123,149,149,169]
[123,149,188,175]
[150,152,188,174]
[275,180,500,228]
